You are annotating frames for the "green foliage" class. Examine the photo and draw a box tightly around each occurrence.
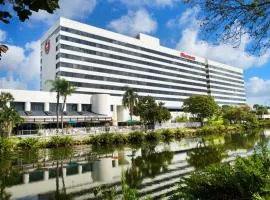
[134,96,171,127]
[0,92,23,137]
[122,87,138,121]
[222,105,259,128]
[253,104,269,115]
[0,0,59,24]
[196,125,226,135]
[47,136,73,148]
[175,115,189,122]
[0,138,16,153]
[122,172,139,200]
[182,95,219,124]
[172,147,270,200]
[128,131,145,144]
[160,129,175,142]
[145,131,161,143]
[17,138,43,150]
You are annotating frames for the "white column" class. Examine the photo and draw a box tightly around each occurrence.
[23,173,29,184]
[77,104,82,112]
[112,104,118,126]
[44,170,49,181]
[25,102,31,112]
[78,165,83,174]
[63,104,66,112]
[44,102,50,112]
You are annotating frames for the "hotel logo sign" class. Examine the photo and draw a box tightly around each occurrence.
[180,52,195,60]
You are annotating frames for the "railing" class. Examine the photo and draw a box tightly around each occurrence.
[16,122,201,137]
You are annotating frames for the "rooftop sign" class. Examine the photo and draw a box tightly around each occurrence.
[180,52,195,60]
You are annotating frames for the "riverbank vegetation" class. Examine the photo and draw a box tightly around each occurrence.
[172,146,270,200]
[0,123,260,152]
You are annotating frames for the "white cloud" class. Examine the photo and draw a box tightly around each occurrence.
[30,0,97,24]
[108,9,157,36]
[108,0,180,7]
[246,77,270,105]
[0,29,6,42]
[172,6,270,69]
[0,40,40,90]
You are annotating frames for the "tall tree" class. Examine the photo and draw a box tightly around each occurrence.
[47,77,66,131]
[134,96,171,129]
[122,87,138,122]
[60,80,76,132]
[182,95,219,125]
[0,92,23,137]
[184,0,270,54]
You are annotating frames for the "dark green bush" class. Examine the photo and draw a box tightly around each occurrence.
[127,131,145,144]
[90,133,114,145]
[48,136,73,148]
[113,133,128,144]
[17,138,42,150]
[0,138,15,152]
[174,128,185,140]
[145,131,161,143]
[160,129,175,141]
[172,147,270,200]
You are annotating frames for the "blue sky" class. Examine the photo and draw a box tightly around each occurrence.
[0,0,269,105]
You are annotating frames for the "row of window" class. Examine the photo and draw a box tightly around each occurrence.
[57,62,207,88]
[10,102,92,112]
[60,35,206,74]
[60,26,205,66]
[208,79,245,89]
[57,53,207,83]
[70,81,246,102]
[59,44,207,78]
[208,65,242,76]
[208,69,243,80]
[208,75,244,84]
[59,70,246,97]
[58,71,208,93]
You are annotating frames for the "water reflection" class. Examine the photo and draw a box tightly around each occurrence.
[0,129,268,199]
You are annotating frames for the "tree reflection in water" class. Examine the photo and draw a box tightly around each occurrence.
[125,144,174,188]
[187,145,227,169]
[0,154,21,200]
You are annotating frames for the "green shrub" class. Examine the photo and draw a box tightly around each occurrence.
[174,128,185,140]
[172,147,270,200]
[48,136,73,148]
[90,133,114,145]
[160,129,175,142]
[0,138,16,152]
[128,131,145,144]
[113,133,128,144]
[175,115,189,122]
[17,138,42,150]
[145,131,161,143]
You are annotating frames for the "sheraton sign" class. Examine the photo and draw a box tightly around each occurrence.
[180,52,195,60]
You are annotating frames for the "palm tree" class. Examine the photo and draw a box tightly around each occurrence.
[60,81,76,132]
[122,87,138,122]
[46,77,66,131]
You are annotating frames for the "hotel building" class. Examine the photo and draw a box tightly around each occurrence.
[0,17,246,131]
[40,17,246,108]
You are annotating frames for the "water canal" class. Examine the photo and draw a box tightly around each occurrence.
[1,129,269,200]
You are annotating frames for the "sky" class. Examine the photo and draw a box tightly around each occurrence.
[0,0,269,105]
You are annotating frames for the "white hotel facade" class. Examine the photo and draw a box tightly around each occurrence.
[1,17,246,128]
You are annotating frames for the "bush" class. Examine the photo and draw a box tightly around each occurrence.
[18,138,42,150]
[160,129,175,142]
[0,138,16,152]
[172,147,270,200]
[47,136,73,148]
[174,128,185,140]
[145,131,161,143]
[113,134,128,144]
[175,115,189,122]
[90,133,114,145]
[127,131,145,144]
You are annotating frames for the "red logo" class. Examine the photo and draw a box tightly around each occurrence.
[180,52,195,60]
[45,40,50,54]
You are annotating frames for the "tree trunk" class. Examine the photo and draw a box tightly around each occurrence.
[61,160,67,197]
[56,92,60,132]
[7,121,12,138]
[61,97,66,134]
[55,159,60,199]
